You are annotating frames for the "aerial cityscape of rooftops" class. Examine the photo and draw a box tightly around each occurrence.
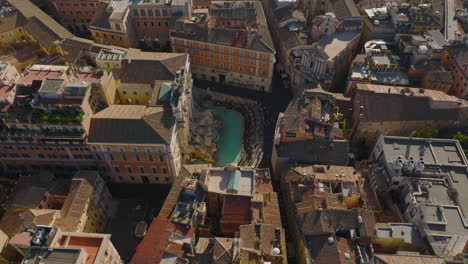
[0,0,467,262]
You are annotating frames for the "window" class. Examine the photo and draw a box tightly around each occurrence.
[109,154,114,160]
[159,155,164,162]
[130,176,135,181]
[165,177,169,181]
[140,167,144,173]
[133,10,139,16]
[239,66,244,71]
[152,167,157,173]
[114,167,120,172]
[148,9,154,16]
[149,155,153,161]
[249,68,254,73]
[115,24,121,31]
[136,155,140,161]
[38,154,45,158]
[261,70,267,75]
[162,10,168,16]
[127,167,132,173]
[140,9,146,16]
[162,168,168,174]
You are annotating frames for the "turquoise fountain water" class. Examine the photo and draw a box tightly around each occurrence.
[214,108,243,167]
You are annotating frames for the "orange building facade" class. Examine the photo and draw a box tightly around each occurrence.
[50,0,100,32]
[90,144,178,184]
[170,38,275,92]
[441,44,468,99]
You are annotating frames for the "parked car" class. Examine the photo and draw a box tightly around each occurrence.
[134,221,148,238]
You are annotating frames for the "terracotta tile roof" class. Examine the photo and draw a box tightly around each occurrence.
[261,192,282,227]
[327,0,361,20]
[239,224,287,264]
[372,254,446,264]
[307,234,355,264]
[284,166,364,213]
[54,178,93,232]
[212,237,234,264]
[131,218,195,264]
[158,176,186,219]
[300,208,376,237]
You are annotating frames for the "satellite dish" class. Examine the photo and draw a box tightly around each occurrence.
[271,247,281,255]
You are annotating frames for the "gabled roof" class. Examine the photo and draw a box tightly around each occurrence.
[23,16,63,48]
[130,218,195,264]
[212,237,234,264]
[8,0,73,39]
[119,50,187,84]
[373,254,446,264]
[306,234,355,264]
[0,12,26,33]
[300,208,376,237]
[327,0,360,20]
[87,105,175,145]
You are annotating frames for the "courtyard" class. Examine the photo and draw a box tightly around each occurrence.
[105,183,171,262]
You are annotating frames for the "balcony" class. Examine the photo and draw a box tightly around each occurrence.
[31,108,84,124]
[0,127,85,139]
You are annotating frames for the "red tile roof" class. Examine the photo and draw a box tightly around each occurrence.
[131,218,195,264]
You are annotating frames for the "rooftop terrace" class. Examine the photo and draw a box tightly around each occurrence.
[203,167,254,196]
